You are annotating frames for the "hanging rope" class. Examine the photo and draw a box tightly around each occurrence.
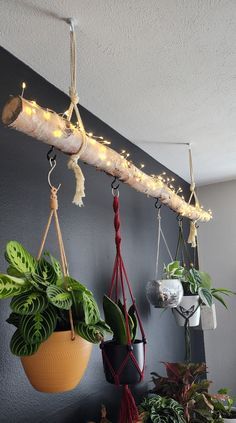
[154,204,173,280]
[187,144,200,248]
[175,217,192,268]
[66,19,88,207]
[37,182,75,340]
[101,189,146,423]
[173,305,200,362]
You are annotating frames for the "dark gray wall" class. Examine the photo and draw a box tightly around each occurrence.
[0,47,205,423]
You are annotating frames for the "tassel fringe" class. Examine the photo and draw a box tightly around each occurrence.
[119,385,139,423]
[187,220,197,248]
[68,156,85,207]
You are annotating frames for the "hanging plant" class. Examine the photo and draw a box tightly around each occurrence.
[100,184,146,423]
[0,240,111,392]
[146,206,183,309]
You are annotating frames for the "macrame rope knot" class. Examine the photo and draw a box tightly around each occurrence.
[190,182,196,192]
[69,87,79,105]
[113,196,122,253]
[50,187,58,210]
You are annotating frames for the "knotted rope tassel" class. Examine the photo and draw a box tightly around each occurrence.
[119,385,139,423]
[66,19,88,206]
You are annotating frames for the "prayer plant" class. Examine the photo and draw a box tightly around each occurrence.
[138,395,186,423]
[0,241,112,356]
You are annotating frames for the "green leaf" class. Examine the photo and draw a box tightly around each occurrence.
[19,305,57,344]
[5,241,36,274]
[199,287,213,307]
[6,312,20,328]
[0,274,29,299]
[10,291,48,315]
[129,304,138,341]
[212,292,228,309]
[43,252,62,279]
[7,266,24,278]
[82,292,100,325]
[36,258,57,285]
[103,295,127,344]
[26,272,50,291]
[76,322,104,344]
[46,285,72,310]
[199,272,212,289]
[65,276,92,295]
[10,329,40,356]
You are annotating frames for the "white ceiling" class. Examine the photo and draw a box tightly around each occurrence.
[1,0,236,185]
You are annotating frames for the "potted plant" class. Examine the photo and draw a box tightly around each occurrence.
[138,394,186,422]
[101,295,144,385]
[213,389,236,422]
[146,261,184,308]
[0,241,111,393]
[150,362,227,423]
[173,267,235,327]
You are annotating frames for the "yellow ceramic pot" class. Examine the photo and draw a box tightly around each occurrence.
[21,331,92,393]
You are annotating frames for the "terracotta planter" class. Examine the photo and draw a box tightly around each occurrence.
[173,295,200,327]
[146,279,183,308]
[21,331,92,393]
[101,340,145,385]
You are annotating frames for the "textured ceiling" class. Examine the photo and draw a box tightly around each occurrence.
[0,0,236,185]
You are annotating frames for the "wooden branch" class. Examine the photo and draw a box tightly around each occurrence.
[2,96,212,222]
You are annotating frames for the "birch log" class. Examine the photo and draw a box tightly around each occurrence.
[2,96,211,222]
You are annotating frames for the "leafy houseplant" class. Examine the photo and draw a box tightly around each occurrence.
[212,389,236,422]
[138,395,186,423]
[0,241,111,392]
[150,362,226,423]
[173,267,235,328]
[101,295,144,385]
[146,261,184,309]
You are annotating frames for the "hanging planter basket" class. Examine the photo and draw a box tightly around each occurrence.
[100,187,146,423]
[102,340,144,385]
[173,295,200,327]
[194,304,217,331]
[146,206,183,309]
[146,279,183,309]
[21,331,92,393]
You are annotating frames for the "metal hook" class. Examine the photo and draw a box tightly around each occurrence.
[111,176,120,190]
[48,157,61,191]
[111,177,120,197]
[154,198,162,209]
[47,146,56,162]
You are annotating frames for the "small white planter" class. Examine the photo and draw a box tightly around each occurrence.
[198,304,217,330]
[173,295,200,327]
[146,279,183,308]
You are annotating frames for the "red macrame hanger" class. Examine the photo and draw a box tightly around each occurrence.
[101,178,146,423]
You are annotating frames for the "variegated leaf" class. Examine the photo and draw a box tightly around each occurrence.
[10,329,40,356]
[20,305,57,344]
[10,291,48,315]
[46,285,72,310]
[5,241,37,274]
[0,274,29,299]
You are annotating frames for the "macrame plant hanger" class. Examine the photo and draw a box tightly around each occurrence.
[100,180,146,423]
[38,149,75,340]
[154,201,173,281]
[174,216,199,362]
[66,18,88,207]
[187,143,201,248]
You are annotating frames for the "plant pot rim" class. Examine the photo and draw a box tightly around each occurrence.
[102,339,144,346]
[182,294,199,298]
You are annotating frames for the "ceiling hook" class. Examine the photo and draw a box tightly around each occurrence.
[48,157,61,191]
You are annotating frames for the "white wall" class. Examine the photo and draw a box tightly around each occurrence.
[198,180,236,394]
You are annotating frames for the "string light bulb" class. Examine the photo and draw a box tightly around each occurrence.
[21,82,26,97]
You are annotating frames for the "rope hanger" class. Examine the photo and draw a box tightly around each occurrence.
[154,201,173,280]
[65,18,88,207]
[38,149,75,340]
